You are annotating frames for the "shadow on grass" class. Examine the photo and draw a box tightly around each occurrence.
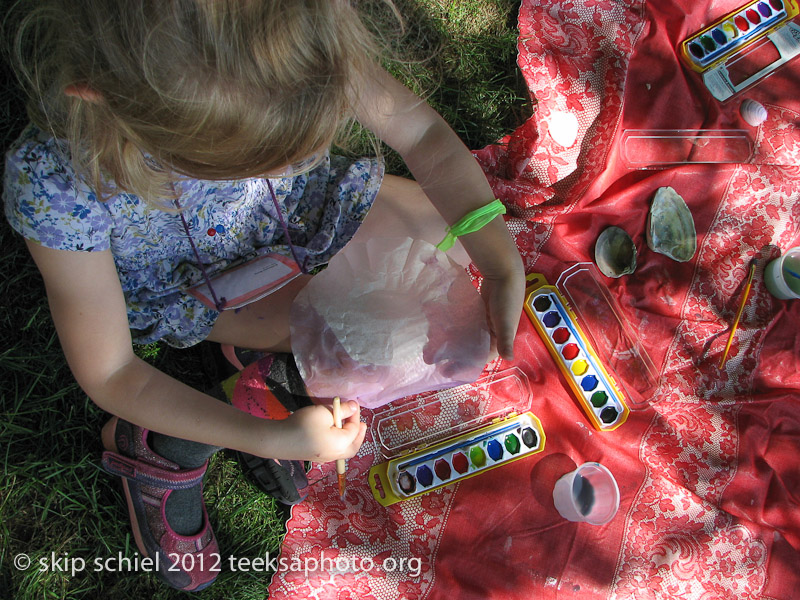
[389,0,531,150]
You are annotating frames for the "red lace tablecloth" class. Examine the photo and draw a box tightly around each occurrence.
[267,1,800,598]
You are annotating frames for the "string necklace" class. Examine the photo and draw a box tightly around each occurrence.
[176,179,309,311]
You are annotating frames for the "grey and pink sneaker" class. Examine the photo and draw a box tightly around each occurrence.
[101,417,219,592]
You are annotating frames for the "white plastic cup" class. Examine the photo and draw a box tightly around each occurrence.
[552,462,620,525]
[765,247,800,300]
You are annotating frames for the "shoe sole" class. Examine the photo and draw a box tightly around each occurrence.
[236,451,308,505]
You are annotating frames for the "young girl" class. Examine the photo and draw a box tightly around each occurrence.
[5,0,524,591]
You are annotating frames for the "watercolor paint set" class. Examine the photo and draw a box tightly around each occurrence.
[555,264,657,408]
[678,0,800,100]
[367,368,544,505]
[680,0,798,72]
[524,273,630,431]
[369,411,546,506]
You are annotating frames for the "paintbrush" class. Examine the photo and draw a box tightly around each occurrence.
[332,397,346,497]
[785,267,800,281]
[719,263,756,369]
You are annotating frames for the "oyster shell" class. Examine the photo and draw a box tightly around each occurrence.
[647,186,696,262]
[594,226,637,278]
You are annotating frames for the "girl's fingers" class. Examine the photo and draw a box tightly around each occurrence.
[492,305,518,360]
[353,423,367,451]
[339,421,367,458]
[332,400,365,457]
[483,277,523,362]
[339,399,361,422]
[341,419,362,437]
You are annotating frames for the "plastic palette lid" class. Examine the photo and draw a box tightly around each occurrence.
[370,367,533,459]
[556,263,658,408]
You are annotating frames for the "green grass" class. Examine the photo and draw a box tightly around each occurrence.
[0,1,528,597]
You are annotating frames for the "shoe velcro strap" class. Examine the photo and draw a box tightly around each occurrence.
[101,451,206,490]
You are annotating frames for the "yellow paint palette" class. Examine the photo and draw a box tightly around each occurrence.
[678,0,800,101]
[369,412,545,506]
[524,274,629,431]
[680,0,798,72]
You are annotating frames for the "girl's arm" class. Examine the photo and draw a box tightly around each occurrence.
[24,241,366,461]
[352,65,525,360]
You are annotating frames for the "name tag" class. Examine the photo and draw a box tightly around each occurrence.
[187,253,302,310]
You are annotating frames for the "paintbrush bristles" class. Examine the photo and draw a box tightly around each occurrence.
[332,397,346,498]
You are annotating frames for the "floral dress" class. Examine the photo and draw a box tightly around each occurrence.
[4,125,384,347]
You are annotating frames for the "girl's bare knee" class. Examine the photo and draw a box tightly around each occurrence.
[205,274,311,352]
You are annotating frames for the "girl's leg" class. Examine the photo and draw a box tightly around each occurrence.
[206,273,312,352]
[206,174,467,352]
[149,433,221,535]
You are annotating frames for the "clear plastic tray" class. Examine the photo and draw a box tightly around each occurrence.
[556,263,658,408]
[702,20,800,102]
[620,129,754,169]
[370,367,532,459]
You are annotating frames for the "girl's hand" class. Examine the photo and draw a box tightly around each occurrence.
[460,219,526,363]
[278,401,367,463]
[480,263,525,362]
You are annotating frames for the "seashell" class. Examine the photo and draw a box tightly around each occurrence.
[646,186,696,262]
[740,99,767,127]
[594,226,637,278]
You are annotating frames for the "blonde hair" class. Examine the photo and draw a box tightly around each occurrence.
[9,0,396,204]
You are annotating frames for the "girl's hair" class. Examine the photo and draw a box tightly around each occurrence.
[9,0,397,204]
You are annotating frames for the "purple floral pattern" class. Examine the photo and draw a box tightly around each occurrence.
[4,125,383,347]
